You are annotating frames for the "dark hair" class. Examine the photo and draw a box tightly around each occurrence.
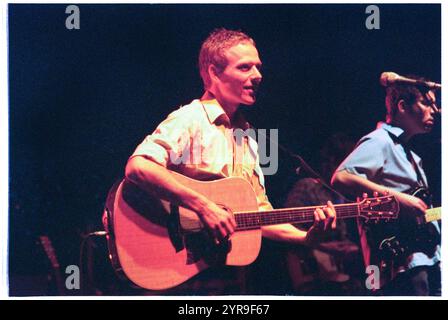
[385,75,431,123]
[198,28,255,89]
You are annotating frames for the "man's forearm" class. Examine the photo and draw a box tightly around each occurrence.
[331,170,411,207]
[124,155,208,213]
[331,170,391,198]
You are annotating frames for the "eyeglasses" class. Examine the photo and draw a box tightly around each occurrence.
[423,92,440,114]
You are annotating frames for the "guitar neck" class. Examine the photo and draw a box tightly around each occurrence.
[425,207,441,223]
[235,203,360,231]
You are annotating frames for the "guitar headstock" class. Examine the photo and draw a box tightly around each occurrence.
[358,193,399,222]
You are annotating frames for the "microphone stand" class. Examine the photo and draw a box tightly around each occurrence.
[253,126,351,203]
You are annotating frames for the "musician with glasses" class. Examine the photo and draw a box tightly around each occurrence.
[331,75,441,295]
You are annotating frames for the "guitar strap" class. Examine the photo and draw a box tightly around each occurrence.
[387,133,437,211]
[388,132,426,188]
[403,145,426,187]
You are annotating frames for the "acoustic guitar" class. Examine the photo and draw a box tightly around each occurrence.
[105,170,399,290]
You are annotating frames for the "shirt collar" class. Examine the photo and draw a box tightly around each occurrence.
[200,99,249,129]
[200,99,227,124]
[378,121,405,139]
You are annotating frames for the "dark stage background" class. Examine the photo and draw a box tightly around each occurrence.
[8,4,441,295]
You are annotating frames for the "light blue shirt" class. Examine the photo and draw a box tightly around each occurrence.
[336,122,440,269]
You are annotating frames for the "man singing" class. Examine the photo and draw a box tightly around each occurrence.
[123,28,337,294]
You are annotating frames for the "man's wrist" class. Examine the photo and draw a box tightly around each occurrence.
[184,193,209,216]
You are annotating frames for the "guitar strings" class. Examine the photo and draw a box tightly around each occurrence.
[234,206,395,230]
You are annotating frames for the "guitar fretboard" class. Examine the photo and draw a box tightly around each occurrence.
[234,203,363,231]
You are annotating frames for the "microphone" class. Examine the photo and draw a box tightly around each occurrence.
[380,72,441,90]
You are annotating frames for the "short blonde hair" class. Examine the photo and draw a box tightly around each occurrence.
[198,28,255,89]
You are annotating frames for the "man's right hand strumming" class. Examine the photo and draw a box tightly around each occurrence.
[394,192,428,217]
[126,155,236,245]
[191,196,237,244]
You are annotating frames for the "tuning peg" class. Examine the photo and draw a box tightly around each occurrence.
[373,191,379,197]
[362,193,368,199]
